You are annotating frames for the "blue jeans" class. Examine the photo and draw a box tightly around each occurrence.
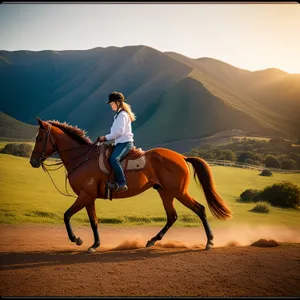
[109,141,134,186]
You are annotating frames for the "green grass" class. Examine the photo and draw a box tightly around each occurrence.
[0,153,299,228]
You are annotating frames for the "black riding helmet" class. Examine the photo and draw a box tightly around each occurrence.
[106,91,126,104]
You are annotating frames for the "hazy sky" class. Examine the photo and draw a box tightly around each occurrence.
[1,2,300,73]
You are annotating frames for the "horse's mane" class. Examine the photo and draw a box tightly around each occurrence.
[47,120,93,145]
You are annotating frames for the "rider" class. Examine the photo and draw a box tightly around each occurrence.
[98,91,136,193]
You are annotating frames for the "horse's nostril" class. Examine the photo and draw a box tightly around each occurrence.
[30,159,40,168]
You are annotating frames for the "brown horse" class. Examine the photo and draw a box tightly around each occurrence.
[30,117,232,252]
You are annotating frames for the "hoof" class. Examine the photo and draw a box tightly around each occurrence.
[88,243,100,252]
[146,240,155,248]
[75,237,83,246]
[205,240,214,250]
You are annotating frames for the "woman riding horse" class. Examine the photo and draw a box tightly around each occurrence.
[98,91,136,193]
[30,93,232,253]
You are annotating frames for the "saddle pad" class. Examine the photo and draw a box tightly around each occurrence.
[98,151,147,175]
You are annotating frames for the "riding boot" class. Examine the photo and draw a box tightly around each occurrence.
[107,182,128,192]
[107,182,118,190]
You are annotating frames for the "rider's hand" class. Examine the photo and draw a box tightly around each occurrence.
[98,136,107,142]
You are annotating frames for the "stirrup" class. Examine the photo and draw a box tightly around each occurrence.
[107,182,118,190]
[115,184,128,193]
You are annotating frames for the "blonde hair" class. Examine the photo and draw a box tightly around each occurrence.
[119,101,136,122]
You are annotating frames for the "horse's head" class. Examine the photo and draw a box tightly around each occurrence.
[30,117,57,168]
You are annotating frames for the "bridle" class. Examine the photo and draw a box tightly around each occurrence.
[32,124,58,162]
[32,124,100,198]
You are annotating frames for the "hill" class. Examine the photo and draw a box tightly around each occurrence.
[0,112,37,141]
[1,45,300,151]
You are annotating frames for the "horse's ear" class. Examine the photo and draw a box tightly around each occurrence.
[36,117,45,129]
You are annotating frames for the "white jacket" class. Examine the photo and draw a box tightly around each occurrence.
[105,110,134,145]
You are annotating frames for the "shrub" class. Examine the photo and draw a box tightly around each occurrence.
[1,143,33,157]
[19,143,33,157]
[250,202,270,213]
[99,217,123,224]
[1,143,19,155]
[239,189,261,203]
[259,181,300,208]
[259,169,273,177]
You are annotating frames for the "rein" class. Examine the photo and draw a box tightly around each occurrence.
[36,125,103,198]
[41,142,101,198]
[42,163,76,198]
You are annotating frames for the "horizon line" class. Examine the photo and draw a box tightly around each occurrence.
[1,44,299,75]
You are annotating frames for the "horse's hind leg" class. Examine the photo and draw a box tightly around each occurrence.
[85,200,100,253]
[176,192,214,250]
[146,190,177,247]
[64,191,93,247]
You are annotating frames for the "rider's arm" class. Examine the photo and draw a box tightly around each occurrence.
[105,113,126,141]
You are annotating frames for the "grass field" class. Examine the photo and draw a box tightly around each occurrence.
[0,153,299,228]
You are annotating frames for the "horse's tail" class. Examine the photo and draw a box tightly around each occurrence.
[185,156,232,220]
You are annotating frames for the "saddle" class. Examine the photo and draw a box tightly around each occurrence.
[99,144,147,174]
[98,143,147,200]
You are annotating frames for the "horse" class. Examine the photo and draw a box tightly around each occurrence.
[30,117,232,252]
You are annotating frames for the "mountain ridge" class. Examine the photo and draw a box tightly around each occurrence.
[1,45,299,152]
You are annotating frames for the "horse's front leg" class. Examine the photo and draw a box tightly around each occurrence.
[64,191,93,247]
[85,200,100,253]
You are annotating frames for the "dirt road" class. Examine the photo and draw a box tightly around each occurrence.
[0,224,299,297]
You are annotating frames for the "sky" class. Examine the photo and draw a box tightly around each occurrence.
[0,2,300,74]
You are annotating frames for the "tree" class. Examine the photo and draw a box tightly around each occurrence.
[201,151,214,160]
[277,154,289,162]
[188,148,200,157]
[269,137,285,145]
[219,150,236,162]
[211,149,222,159]
[245,144,254,151]
[245,158,255,165]
[237,151,263,163]
[265,155,280,168]
[289,153,300,169]
[281,159,297,170]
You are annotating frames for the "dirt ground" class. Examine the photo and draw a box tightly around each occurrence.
[0,224,300,297]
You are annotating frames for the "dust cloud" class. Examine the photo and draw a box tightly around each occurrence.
[98,225,300,251]
[211,224,300,247]
[111,237,146,250]
[0,224,299,253]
